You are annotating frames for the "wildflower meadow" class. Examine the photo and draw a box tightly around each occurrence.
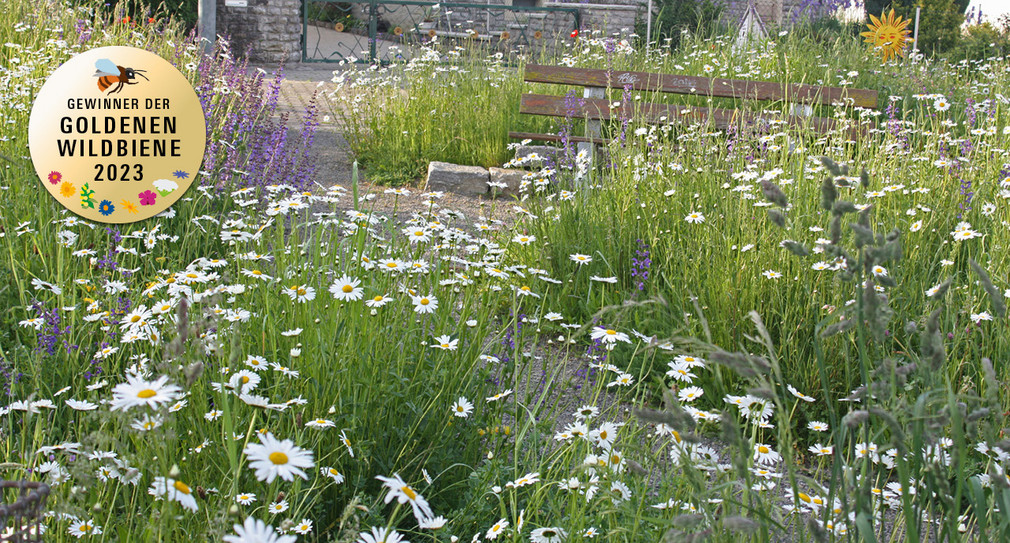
[3,1,1010,542]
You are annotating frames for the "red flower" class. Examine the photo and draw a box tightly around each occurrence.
[138,190,157,206]
[571,30,579,38]
[47,171,62,185]
[148,17,156,24]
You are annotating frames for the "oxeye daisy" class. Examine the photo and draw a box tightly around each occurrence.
[110,374,181,411]
[340,430,355,457]
[485,518,509,540]
[808,421,829,432]
[329,275,363,301]
[293,519,313,535]
[149,476,199,512]
[419,515,447,529]
[754,443,782,465]
[224,517,295,543]
[235,492,256,505]
[451,396,473,418]
[684,211,705,223]
[376,473,434,524]
[365,294,392,307]
[243,433,314,483]
[357,526,406,543]
[283,284,316,302]
[590,326,631,344]
[245,355,269,371]
[411,294,439,314]
[267,500,289,514]
[430,334,458,350]
[531,527,567,543]
[569,253,592,265]
[229,370,261,394]
[787,384,816,402]
[809,443,834,456]
[678,386,704,402]
[68,519,102,538]
[306,418,335,429]
[322,466,345,483]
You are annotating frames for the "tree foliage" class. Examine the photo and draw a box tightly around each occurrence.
[645,0,725,50]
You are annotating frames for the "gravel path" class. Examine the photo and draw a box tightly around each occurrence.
[259,62,514,224]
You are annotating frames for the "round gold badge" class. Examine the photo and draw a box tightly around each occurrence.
[28,46,206,224]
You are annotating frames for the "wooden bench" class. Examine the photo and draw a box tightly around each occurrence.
[508,64,879,149]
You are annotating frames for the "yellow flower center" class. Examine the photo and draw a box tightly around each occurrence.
[80,525,92,532]
[441,344,449,348]
[758,445,770,454]
[373,295,383,302]
[297,288,306,295]
[252,270,262,275]
[798,492,811,503]
[186,273,198,279]
[342,285,353,293]
[420,298,429,305]
[173,480,191,494]
[520,286,530,291]
[605,329,616,335]
[130,315,141,323]
[387,262,397,268]
[599,430,608,440]
[401,485,417,500]
[241,376,250,384]
[329,468,339,476]
[137,389,157,399]
[269,452,289,465]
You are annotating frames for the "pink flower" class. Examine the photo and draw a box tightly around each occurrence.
[139,190,157,206]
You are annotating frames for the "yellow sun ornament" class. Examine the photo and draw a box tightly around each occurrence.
[860,9,912,62]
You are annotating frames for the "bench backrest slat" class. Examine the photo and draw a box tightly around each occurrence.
[520,94,843,134]
[523,64,878,109]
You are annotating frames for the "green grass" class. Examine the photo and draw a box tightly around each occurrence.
[3,2,1010,541]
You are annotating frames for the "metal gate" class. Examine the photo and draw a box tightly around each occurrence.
[302,0,581,63]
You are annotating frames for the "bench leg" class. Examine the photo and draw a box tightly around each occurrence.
[577,86,605,192]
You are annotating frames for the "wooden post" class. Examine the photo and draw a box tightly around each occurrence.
[912,7,920,57]
[577,86,605,192]
[198,0,216,54]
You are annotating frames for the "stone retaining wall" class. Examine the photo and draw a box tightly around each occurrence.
[216,0,301,63]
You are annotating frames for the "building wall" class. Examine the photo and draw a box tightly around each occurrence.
[216,0,301,63]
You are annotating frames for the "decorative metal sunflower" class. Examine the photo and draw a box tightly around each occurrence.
[859,9,912,62]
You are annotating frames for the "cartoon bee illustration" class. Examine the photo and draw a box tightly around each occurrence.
[94,58,149,94]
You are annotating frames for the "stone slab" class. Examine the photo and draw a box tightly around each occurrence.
[425,161,488,196]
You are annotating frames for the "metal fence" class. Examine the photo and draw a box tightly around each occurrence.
[303,0,581,63]
[1,480,49,542]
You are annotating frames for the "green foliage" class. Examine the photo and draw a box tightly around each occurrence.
[891,0,966,56]
[950,21,1010,61]
[644,0,725,50]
